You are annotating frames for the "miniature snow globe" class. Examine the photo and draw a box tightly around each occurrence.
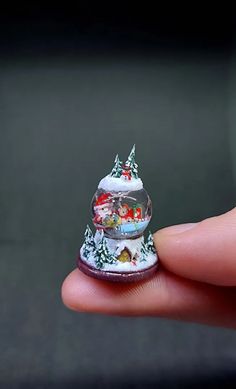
[78,145,158,282]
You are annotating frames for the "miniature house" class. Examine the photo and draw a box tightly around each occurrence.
[117,248,132,262]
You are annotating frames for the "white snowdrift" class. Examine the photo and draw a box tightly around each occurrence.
[98,175,143,192]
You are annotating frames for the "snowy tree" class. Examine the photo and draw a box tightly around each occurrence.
[146,232,156,254]
[125,144,138,179]
[82,225,95,257]
[110,154,123,178]
[95,233,116,269]
[140,241,148,262]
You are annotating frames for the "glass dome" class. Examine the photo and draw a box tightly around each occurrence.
[91,188,152,239]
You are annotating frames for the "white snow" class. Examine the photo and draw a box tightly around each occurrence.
[105,236,144,259]
[94,229,105,244]
[80,234,158,273]
[98,174,143,192]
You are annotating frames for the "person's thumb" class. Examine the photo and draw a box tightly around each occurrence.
[154,207,236,286]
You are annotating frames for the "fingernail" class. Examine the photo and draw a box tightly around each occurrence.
[157,223,197,236]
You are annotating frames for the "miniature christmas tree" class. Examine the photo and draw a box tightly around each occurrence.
[125,144,138,179]
[82,225,95,257]
[110,154,123,178]
[140,241,148,261]
[146,232,156,254]
[95,233,116,269]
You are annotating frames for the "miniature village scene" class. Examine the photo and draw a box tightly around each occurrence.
[78,145,158,281]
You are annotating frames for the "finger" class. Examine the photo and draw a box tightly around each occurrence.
[154,207,236,286]
[61,269,236,328]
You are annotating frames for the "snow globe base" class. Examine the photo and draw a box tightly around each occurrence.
[79,232,158,283]
[77,255,158,283]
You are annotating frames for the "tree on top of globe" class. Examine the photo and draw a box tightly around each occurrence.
[124,144,139,179]
[110,154,123,178]
[109,146,139,180]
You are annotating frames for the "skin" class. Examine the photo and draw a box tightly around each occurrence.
[61,207,236,329]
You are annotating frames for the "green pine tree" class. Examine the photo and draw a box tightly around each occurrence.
[95,234,116,269]
[125,144,138,179]
[146,231,156,254]
[110,154,123,178]
[83,225,95,257]
[140,241,148,261]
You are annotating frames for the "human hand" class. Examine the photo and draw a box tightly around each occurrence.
[62,207,236,328]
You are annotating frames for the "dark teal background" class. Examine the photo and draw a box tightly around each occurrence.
[1,5,236,388]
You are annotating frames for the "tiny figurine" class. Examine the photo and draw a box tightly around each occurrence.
[77,145,158,282]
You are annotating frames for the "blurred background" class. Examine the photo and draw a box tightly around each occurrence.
[1,3,236,388]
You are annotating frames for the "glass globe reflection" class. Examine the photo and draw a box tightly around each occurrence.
[91,188,152,239]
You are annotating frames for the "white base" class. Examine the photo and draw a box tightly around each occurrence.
[81,233,158,273]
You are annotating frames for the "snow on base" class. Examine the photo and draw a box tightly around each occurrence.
[105,235,143,258]
[81,234,158,273]
[98,174,143,192]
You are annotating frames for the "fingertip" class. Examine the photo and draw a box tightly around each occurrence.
[61,270,79,311]
[61,268,132,313]
[60,267,236,327]
[61,269,95,312]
